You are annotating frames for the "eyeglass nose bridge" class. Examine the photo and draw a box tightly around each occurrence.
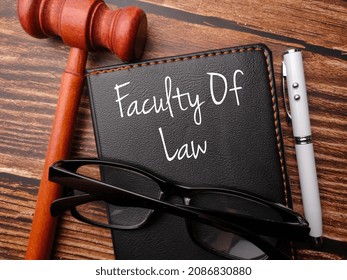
[158,179,198,197]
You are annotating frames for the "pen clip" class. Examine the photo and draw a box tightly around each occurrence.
[281,61,292,123]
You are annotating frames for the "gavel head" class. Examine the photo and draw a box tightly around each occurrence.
[17,0,147,61]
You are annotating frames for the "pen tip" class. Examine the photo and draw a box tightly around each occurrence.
[310,236,324,248]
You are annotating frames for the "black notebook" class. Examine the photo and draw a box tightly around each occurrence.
[86,44,293,259]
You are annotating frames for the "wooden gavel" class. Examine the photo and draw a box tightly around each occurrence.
[18,0,147,259]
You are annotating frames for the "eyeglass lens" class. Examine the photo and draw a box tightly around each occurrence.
[73,164,161,228]
[188,192,282,259]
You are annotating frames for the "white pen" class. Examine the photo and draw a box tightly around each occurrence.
[282,49,323,246]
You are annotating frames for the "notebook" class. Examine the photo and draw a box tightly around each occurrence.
[85,44,294,259]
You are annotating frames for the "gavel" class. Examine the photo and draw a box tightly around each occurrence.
[17,0,147,259]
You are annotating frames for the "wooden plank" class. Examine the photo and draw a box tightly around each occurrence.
[116,0,347,59]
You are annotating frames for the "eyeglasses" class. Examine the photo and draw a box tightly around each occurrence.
[49,158,310,260]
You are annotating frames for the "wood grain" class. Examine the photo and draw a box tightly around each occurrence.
[0,0,346,260]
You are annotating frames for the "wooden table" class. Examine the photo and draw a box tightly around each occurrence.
[0,0,346,260]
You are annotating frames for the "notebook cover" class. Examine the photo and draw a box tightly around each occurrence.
[86,44,293,259]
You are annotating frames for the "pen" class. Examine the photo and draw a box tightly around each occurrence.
[282,49,323,246]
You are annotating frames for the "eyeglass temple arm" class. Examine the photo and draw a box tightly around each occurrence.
[49,164,310,240]
[50,159,308,226]
[183,205,310,241]
[49,165,309,242]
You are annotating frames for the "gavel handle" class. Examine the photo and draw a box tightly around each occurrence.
[26,48,88,259]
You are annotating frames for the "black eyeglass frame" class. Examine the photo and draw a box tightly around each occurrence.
[49,158,310,260]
